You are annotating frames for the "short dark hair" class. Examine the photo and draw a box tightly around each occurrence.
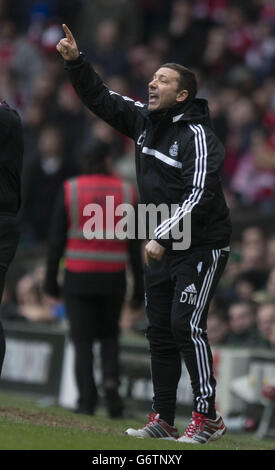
[82,139,112,174]
[161,63,198,101]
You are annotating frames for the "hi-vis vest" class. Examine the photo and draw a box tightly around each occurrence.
[64,174,135,273]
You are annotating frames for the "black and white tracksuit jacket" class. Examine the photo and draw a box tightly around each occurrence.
[65,54,232,253]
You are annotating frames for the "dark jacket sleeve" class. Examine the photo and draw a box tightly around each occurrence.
[65,54,146,140]
[154,125,225,250]
[44,185,68,297]
[0,103,22,153]
[0,103,12,147]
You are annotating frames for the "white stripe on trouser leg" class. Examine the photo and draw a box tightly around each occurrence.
[190,250,221,413]
[195,250,221,413]
[194,250,221,413]
[193,249,221,413]
[190,252,216,411]
[194,249,221,384]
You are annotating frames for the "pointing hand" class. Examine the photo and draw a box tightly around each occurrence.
[56,24,79,61]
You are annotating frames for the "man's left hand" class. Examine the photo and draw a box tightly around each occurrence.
[145,240,166,266]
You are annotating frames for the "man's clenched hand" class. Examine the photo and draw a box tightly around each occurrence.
[56,24,79,61]
[145,240,166,266]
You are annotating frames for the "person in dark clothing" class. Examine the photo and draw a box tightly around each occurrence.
[22,123,78,242]
[44,138,144,417]
[168,0,208,69]
[56,24,231,443]
[0,101,24,375]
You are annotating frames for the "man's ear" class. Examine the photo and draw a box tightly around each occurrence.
[176,89,189,103]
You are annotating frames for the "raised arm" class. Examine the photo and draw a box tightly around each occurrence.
[56,24,146,140]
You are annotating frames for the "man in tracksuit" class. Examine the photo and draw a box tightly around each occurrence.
[0,101,23,375]
[56,24,232,444]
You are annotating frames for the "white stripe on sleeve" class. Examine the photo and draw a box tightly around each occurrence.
[154,124,208,239]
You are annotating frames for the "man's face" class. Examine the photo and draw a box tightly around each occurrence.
[148,67,187,111]
[257,305,275,338]
[229,305,254,333]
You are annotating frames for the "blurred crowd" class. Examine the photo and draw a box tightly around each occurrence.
[0,0,274,347]
[207,226,275,349]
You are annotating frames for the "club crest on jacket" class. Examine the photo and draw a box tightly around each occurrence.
[169,141,178,157]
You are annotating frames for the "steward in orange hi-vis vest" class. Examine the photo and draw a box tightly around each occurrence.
[64,174,135,273]
[44,139,144,418]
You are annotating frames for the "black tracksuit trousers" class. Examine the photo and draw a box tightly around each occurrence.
[145,247,229,426]
[0,266,6,375]
[0,216,20,375]
[65,294,124,416]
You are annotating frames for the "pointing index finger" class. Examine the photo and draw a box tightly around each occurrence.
[62,24,74,42]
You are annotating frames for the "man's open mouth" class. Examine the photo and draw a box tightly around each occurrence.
[149,93,159,104]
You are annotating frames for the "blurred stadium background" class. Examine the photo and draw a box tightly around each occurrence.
[0,0,275,441]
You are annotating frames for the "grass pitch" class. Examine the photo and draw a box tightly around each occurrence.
[0,391,274,451]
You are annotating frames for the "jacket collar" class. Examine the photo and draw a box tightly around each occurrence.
[147,98,212,127]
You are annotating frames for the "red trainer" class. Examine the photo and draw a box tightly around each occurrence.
[125,413,179,439]
[178,411,227,444]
